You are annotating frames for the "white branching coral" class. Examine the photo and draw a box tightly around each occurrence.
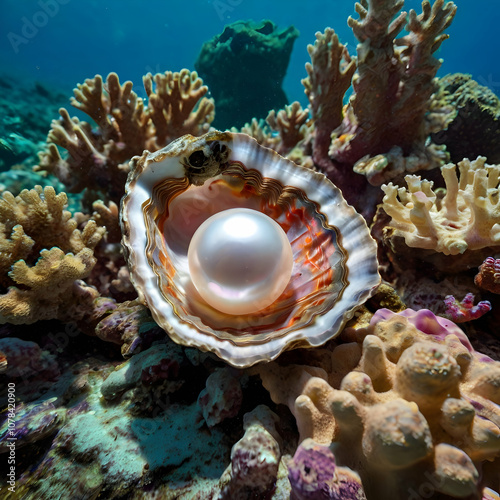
[381,157,500,256]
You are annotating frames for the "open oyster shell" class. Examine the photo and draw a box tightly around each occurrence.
[121,131,380,367]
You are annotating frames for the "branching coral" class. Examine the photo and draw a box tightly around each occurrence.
[266,101,310,156]
[328,0,456,185]
[302,28,355,171]
[143,69,214,150]
[36,70,214,205]
[380,157,500,271]
[0,185,104,324]
[256,308,500,499]
[296,0,456,199]
[443,293,491,323]
[236,101,311,160]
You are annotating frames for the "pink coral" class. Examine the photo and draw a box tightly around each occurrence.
[475,257,500,294]
[443,293,491,322]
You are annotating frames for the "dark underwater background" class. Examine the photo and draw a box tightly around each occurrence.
[1,0,499,112]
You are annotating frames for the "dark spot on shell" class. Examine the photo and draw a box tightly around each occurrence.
[188,150,207,169]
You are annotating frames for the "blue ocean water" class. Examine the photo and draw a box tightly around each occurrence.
[1,0,499,107]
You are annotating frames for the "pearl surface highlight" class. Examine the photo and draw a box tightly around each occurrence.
[188,208,293,315]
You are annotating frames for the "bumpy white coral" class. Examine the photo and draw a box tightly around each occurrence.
[381,157,500,255]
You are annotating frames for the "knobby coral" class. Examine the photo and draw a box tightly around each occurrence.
[475,257,500,294]
[255,307,500,499]
[1,0,499,498]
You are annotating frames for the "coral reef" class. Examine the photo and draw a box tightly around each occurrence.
[195,20,299,129]
[255,308,500,499]
[431,73,500,164]
[0,73,69,170]
[36,70,214,205]
[380,157,500,271]
[330,0,456,183]
[1,0,500,498]
[0,185,104,324]
[475,257,500,294]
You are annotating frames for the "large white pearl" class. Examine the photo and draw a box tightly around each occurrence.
[188,208,293,315]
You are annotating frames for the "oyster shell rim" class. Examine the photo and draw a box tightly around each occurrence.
[121,131,381,367]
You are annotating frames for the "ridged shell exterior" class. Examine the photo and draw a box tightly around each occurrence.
[121,132,380,367]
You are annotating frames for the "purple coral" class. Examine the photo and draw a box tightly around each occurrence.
[0,337,59,380]
[443,293,491,323]
[288,439,366,500]
[371,308,494,363]
[0,400,63,452]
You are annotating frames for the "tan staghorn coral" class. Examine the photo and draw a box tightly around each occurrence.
[235,118,276,149]
[36,70,214,205]
[235,102,310,155]
[302,28,356,170]
[255,308,500,499]
[380,156,500,271]
[143,69,214,150]
[36,74,141,204]
[329,0,456,185]
[265,101,310,156]
[0,186,104,324]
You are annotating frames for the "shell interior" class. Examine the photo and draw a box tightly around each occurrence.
[121,132,380,367]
